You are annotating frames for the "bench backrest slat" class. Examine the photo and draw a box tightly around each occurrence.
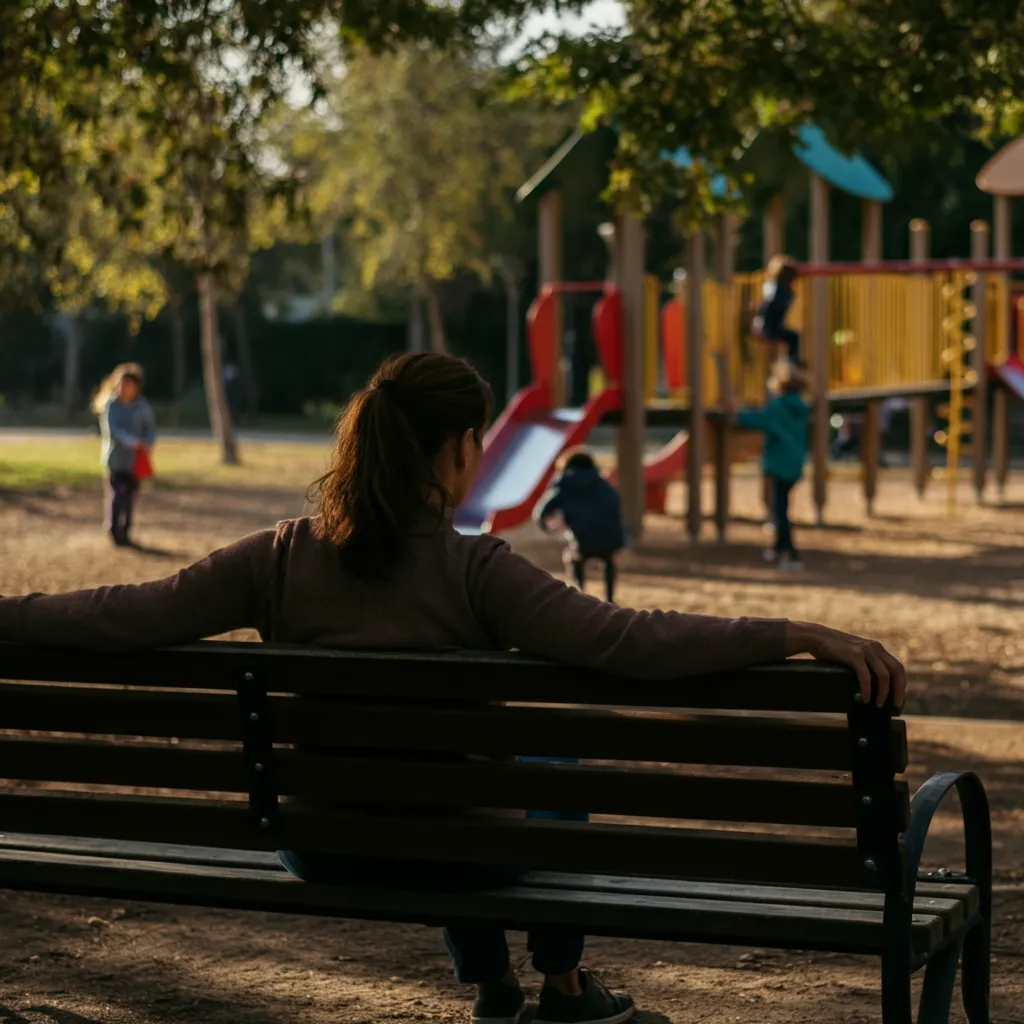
[273,702,909,772]
[0,737,912,829]
[0,642,860,712]
[0,683,239,740]
[0,684,908,773]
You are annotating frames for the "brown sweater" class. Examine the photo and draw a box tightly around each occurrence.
[0,514,787,679]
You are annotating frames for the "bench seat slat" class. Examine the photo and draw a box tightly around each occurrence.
[0,790,866,887]
[526,873,973,935]
[0,844,953,956]
[0,833,282,869]
[0,642,859,713]
[0,834,975,937]
[0,739,911,829]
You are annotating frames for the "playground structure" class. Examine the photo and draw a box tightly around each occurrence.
[455,125,1024,542]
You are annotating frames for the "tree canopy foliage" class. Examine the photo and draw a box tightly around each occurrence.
[516,0,1024,219]
[7,0,1023,252]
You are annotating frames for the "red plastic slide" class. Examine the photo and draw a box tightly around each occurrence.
[607,431,689,514]
[453,282,624,535]
[453,383,623,535]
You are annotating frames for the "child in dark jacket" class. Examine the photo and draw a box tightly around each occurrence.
[534,448,626,603]
[736,361,811,571]
[754,255,801,365]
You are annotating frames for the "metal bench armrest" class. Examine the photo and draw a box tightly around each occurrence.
[904,770,992,919]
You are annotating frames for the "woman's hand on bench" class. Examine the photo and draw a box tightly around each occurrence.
[786,621,907,712]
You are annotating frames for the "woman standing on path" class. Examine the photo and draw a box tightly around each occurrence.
[91,362,156,547]
[3,353,904,1024]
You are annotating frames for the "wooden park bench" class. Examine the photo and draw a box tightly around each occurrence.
[0,641,991,1024]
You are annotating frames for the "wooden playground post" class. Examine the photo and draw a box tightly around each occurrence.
[861,201,882,265]
[993,196,1012,496]
[861,401,881,513]
[994,196,1012,270]
[538,190,564,408]
[713,213,736,542]
[908,219,931,499]
[686,227,705,544]
[809,174,831,526]
[861,200,883,515]
[970,220,989,502]
[763,196,786,265]
[616,212,647,544]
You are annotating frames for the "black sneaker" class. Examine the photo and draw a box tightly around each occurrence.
[535,970,634,1024]
[472,981,527,1024]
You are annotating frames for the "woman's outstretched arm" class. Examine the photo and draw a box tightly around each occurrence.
[0,530,276,649]
[472,540,906,710]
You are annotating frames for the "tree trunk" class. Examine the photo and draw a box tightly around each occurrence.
[321,231,336,312]
[502,269,520,403]
[422,276,449,354]
[169,290,187,421]
[198,273,240,465]
[407,284,426,353]
[60,313,82,420]
[231,300,258,415]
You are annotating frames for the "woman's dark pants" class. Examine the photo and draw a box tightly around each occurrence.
[277,851,584,982]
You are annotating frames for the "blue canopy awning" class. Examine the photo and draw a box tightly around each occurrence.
[792,125,893,202]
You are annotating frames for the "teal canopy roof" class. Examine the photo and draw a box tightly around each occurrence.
[792,125,893,202]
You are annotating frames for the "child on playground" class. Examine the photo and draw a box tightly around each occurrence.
[91,362,156,547]
[0,352,906,1024]
[534,448,626,603]
[736,360,811,571]
[754,255,802,365]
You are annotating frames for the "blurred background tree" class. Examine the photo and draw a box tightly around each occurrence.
[272,39,572,354]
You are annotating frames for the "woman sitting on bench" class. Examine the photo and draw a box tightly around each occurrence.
[0,352,906,1024]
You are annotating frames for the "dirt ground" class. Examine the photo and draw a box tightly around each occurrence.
[0,461,1022,1023]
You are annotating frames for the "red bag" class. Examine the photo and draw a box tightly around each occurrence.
[133,447,154,480]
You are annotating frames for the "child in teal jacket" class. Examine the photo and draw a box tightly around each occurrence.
[736,362,810,570]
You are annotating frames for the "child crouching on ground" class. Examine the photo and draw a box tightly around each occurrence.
[534,448,626,603]
[735,361,810,571]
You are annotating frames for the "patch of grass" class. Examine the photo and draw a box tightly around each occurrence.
[0,436,334,496]
[0,459,100,493]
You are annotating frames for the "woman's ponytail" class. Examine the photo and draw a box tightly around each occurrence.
[312,353,492,578]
